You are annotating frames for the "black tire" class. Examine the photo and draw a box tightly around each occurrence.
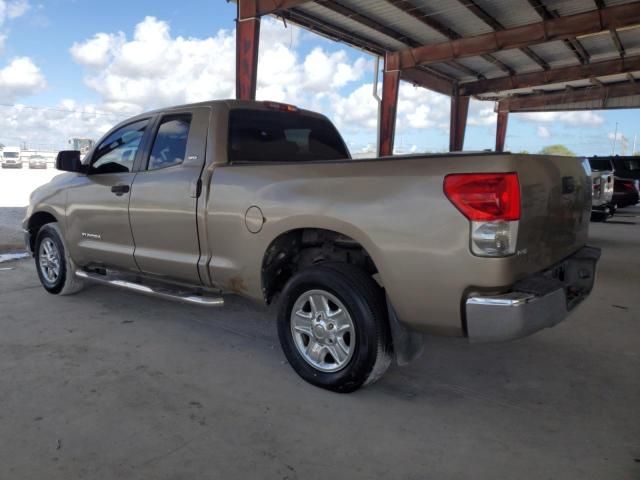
[277,263,392,393]
[34,223,84,295]
[591,211,607,222]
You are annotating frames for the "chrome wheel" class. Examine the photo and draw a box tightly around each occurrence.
[38,238,61,285]
[290,289,356,373]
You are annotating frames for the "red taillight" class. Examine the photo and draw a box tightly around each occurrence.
[444,173,521,221]
[620,180,635,192]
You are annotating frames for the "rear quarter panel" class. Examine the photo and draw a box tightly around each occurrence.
[205,153,591,336]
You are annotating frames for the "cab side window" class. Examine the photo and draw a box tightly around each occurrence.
[90,120,148,174]
[147,115,192,171]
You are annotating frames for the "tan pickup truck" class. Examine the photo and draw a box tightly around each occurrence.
[23,100,600,392]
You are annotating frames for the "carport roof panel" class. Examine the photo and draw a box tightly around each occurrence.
[240,0,640,108]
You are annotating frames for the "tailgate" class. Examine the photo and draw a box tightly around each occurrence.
[514,154,591,271]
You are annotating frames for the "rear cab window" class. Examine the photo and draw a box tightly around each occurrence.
[147,114,192,170]
[228,108,350,163]
[589,159,613,171]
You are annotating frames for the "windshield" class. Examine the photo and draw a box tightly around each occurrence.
[3,152,19,158]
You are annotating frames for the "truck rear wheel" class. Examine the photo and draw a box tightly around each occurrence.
[277,263,392,393]
[35,223,85,295]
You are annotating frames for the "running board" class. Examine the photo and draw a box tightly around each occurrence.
[75,270,224,307]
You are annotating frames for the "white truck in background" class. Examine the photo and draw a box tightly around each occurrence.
[1,146,22,169]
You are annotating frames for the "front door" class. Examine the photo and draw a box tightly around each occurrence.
[128,107,210,283]
[66,118,151,272]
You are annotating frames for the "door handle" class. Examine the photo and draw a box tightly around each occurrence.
[111,184,130,196]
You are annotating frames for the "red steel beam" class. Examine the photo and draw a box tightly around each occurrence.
[459,55,640,96]
[236,16,261,100]
[379,53,400,157]
[395,2,640,69]
[461,0,550,70]
[400,66,454,96]
[238,0,311,19]
[449,94,470,151]
[500,81,640,111]
[495,108,509,152]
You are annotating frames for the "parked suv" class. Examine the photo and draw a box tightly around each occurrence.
[589,156,640,210]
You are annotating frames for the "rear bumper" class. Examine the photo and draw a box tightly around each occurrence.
[465,246,601,343]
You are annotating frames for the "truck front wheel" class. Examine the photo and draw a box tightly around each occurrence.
[34,223,85,295]
[277,263,392,393]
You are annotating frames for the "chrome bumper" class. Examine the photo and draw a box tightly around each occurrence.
[465,246,601,343]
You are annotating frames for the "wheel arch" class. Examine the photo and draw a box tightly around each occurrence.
[261,227,383,305]
[26,211,59,253]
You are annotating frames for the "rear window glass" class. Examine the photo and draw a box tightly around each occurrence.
[613,158,640,171]
[228,109,349,163]
[589,159,612,171]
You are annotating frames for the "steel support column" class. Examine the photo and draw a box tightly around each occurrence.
[379,52,400,157]
[495,105,509,152]
[236,12,260,100]
[449,94,469,151]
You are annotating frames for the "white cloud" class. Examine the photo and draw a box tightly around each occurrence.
[0,100,117,150]
[0,0,30,52]
[330,81,450,134]
[608,131,626,141]
[5,0,29,19]
[537,126,551,138]
[70,32,124,68]
[468,101,496,126]
[519,111,604,127]
[0,56,46,101]
[68,15,457,150]
[69,16,368,115]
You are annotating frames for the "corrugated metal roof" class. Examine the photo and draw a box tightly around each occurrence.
[471,0,542,28]
[237,0,640,109]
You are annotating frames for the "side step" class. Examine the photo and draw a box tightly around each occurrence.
[75,270,224,307]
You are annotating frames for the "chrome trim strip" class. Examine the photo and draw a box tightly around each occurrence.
[75,270,224,307]
[466,292,536,307]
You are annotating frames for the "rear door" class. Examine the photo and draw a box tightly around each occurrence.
[128,107,210,283]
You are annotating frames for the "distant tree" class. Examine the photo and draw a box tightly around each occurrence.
[539,144,576,156]
[517,150,530,154]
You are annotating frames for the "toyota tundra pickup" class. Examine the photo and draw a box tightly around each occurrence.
[23,100,600,392]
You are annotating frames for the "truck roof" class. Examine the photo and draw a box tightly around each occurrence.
[113,99,329,131]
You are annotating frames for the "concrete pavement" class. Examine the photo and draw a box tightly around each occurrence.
[0,207,638,479]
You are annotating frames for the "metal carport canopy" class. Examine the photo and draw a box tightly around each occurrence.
[233,0,640,155]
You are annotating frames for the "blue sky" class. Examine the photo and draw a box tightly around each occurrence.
[0,0,638,155]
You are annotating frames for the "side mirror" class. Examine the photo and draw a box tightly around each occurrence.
[56,150,86,173]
